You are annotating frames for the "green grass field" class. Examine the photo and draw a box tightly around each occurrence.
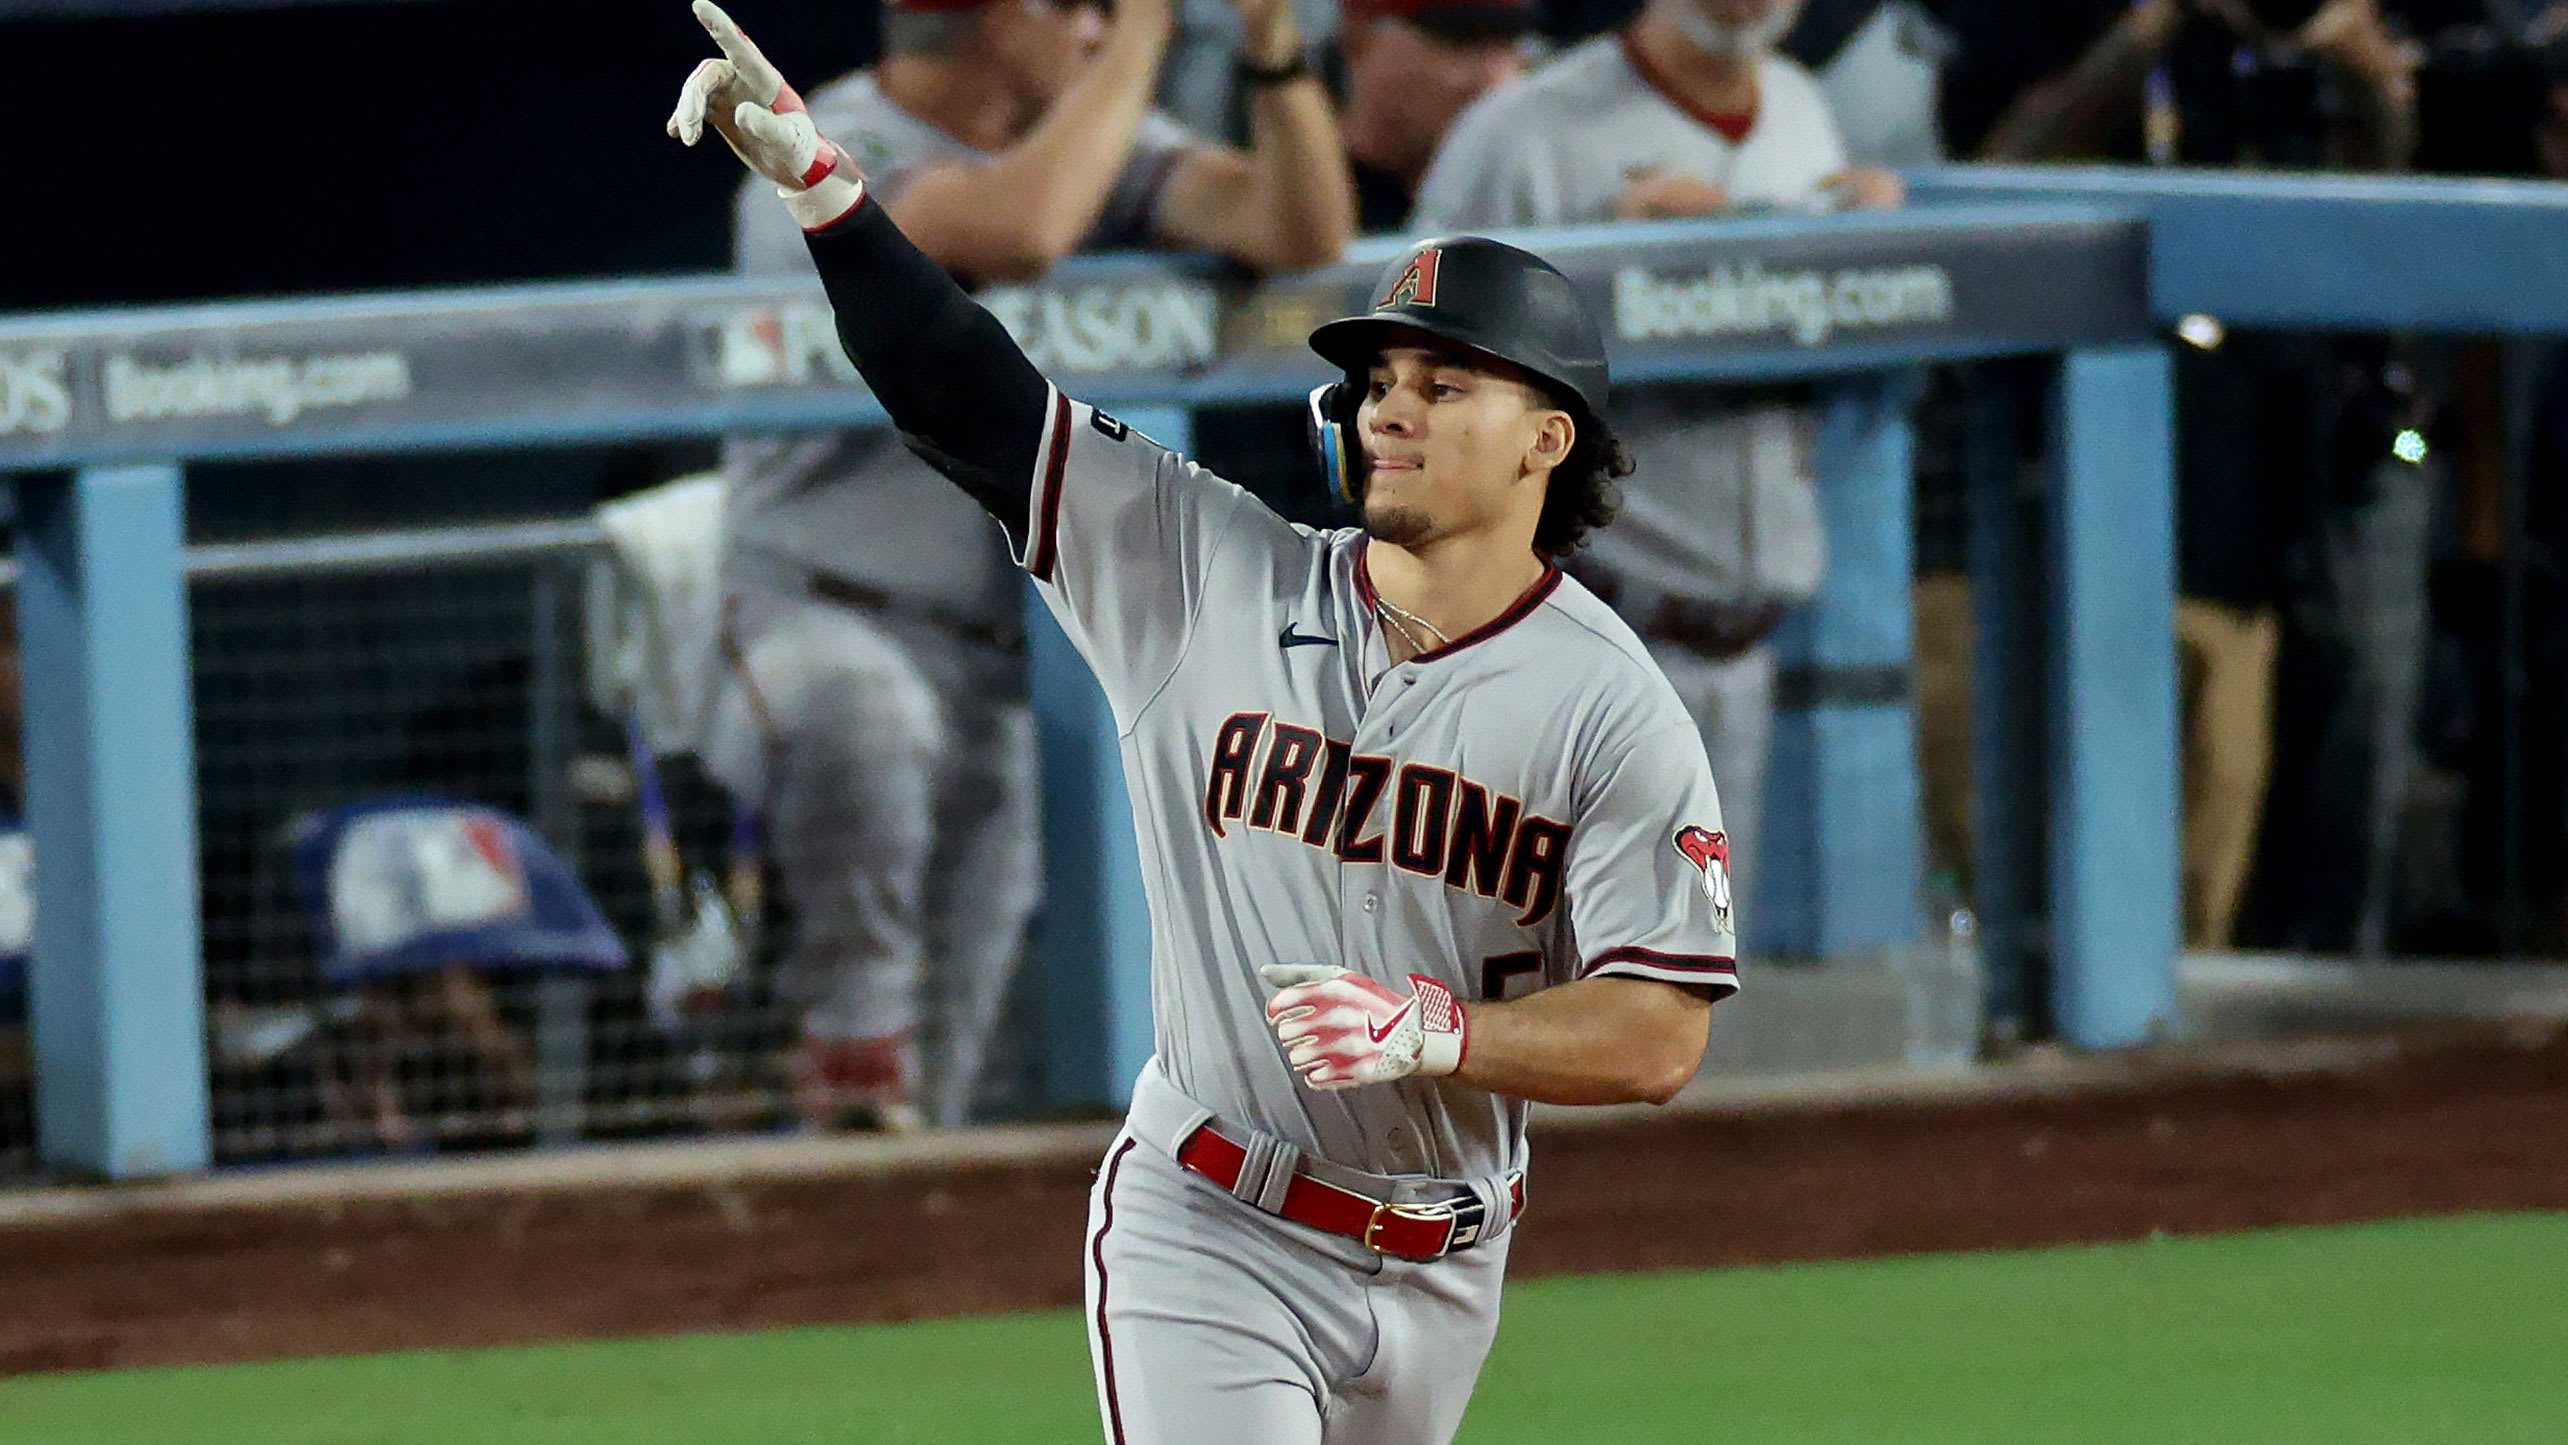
[7,1213,2562,1444]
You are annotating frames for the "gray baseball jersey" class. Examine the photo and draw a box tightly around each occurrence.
[1806,0,1951,170]
[1413,36,1841,608]
[1021,388,1739,1186]
[726,73,1201,630]
[1413,36,1845,229]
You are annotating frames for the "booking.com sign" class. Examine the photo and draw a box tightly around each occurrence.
[1614,261,1956,348]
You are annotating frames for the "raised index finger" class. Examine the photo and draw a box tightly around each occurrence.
[692,1,778,85]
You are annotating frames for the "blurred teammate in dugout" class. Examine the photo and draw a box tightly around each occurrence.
[600,0,1353,1134]
[1401,0,1908,925]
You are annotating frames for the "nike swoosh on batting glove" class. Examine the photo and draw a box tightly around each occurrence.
[1261,964,1467,1091]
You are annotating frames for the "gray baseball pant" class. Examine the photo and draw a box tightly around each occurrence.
[1083,1069,1514,1444]
[704,587,1040,1125]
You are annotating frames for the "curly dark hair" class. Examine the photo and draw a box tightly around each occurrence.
[1533,404,1633,558]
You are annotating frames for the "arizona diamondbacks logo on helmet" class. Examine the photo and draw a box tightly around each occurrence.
[1381,248,1444,309]
[1672,825,1733,931]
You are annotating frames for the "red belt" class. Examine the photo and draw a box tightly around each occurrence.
[1174,1124,1524,1262]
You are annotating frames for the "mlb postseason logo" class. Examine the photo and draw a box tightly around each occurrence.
[710,303,858,388]
[709,279,1222,390]
[0,349,70,438]
[984,279,1221,375]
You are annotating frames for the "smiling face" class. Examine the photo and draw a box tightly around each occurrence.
[1357,339,1575,550]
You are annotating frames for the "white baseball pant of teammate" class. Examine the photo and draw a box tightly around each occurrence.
[700,588,1037,1129]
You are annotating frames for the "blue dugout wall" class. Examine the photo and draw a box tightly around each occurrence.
[6,168,2564,1177]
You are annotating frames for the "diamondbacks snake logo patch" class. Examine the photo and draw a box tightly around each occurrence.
[1672,825,1734,932]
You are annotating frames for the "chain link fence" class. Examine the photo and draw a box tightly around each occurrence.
[194,519,865,1164]
[4,514,1024,1180]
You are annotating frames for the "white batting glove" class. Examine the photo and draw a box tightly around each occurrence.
[1262,965,1467,1092]
[665,1,866,229]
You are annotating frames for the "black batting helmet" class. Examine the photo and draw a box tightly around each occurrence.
[1305,236,1610,502]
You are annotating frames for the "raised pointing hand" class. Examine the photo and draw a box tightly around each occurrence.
[666,1,849,192]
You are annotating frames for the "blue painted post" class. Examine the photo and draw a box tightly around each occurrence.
[1759,376,1924,956]
[16,464,211,1177]
[2048,349,2181,1047]
[1029,406,1186,1112]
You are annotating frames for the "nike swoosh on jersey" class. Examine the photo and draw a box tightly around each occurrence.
[1279,625,1339,649]
[1368,996,1417,1044]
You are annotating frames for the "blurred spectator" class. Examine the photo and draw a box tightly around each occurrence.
[1944,0,2427,953]
[1337,0,1538,232]
[1784,0,1955,166]
[1944,0,2417,168]
[2510,26,2568,950]
[721,0,1350,1130]
[2387,10,2568,953]
[2174,327,2342,953]
[2492,338,2568,952]
[2403,59,2568,950]
[2544,41,2568,174]
[1413,0,1902,915]
[2405,1,2568,173]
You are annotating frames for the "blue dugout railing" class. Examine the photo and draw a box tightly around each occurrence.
[7,167,2561,1179]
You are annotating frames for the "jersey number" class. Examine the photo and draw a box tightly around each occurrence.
[1480,951,1543,1003]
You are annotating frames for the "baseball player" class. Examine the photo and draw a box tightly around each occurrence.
[672,5,1736,1439]
[711,0,1350,1130]
[1413,0,1904,911]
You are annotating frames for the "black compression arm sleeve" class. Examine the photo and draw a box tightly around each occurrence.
[802,195,1050,545]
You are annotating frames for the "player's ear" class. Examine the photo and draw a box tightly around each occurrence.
[1522,404,1574,477]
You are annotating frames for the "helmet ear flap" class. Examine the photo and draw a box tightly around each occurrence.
[1307,380,1365,505]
